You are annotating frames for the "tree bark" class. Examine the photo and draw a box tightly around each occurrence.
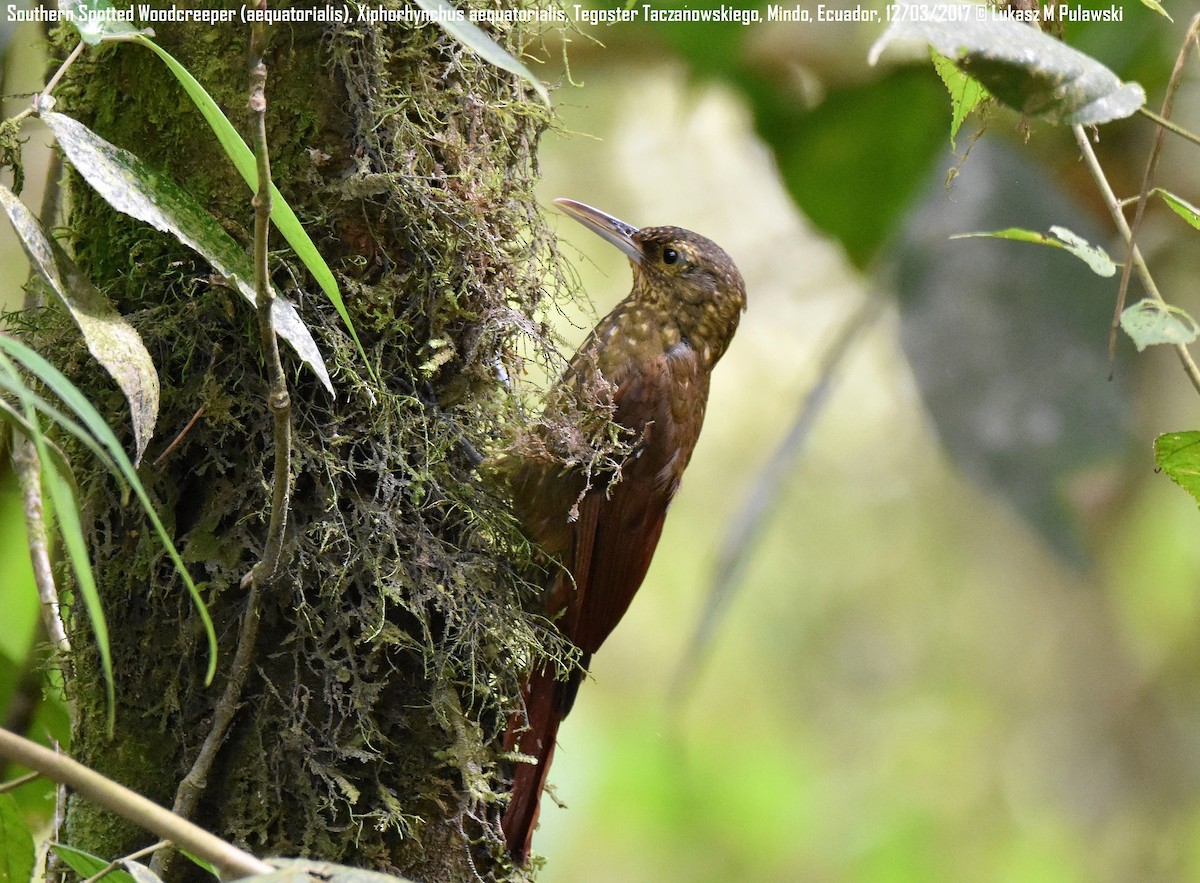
[47,3,559,879]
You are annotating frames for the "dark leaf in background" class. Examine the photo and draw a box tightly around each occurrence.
[750,68,949,268]
[657,7,948,267]
[892,140,1133,561]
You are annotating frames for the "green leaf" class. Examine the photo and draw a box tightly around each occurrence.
[0,793,35,883]
[0,182,159,464]
[870,0,1145,125]
[1140,0,1173,20]
[1120,299,1200,351]
[58,0,143,44]
[1155,188,1200,230]
[0,334,219,685]
[130,35,373,386]
[0,351,117,734]
[52,844,136,883]
[40,111,333,396]
[41,425,117,734]
[123,859,165,883]
[931,50,988,150]
[413,0,549,105]
[1155,431,1200,507]
[951,225,1115,276]
[179,849,219,878]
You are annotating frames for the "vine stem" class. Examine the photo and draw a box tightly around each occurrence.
[0,728,273,879]
[243,0,292,589]
[151,9,288,877]
[1072,125,1200,396]
[1112,14,1200,366]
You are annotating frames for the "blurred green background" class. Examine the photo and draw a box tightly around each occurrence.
[7,1,1200,880]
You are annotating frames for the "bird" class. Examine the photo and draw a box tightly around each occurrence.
[499,198,746,864]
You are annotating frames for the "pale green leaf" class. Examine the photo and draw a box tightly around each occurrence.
[1121,299,1200,351]
[1155,188,1200,230]
[0,182,159,464]
[52,844,136,883]
[123,859,164,883]
[41,111,332,395]
[951,225,1115,276]
[0,793,35,883]
[870,0,1145,125]
[0,351,117,734]
[58,0,143,44]
[931,50,988,150]
[413,0,550,105]
[0,333,218,685]
[131,34,372,386]
[1140,0,1172,20]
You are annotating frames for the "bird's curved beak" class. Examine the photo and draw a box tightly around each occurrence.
[554,198,643,265]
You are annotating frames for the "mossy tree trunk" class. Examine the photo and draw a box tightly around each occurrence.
[46,4,559,880]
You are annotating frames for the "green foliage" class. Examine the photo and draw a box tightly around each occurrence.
[871,0,1145,125]
[951,225,1116,277]
[1154,432,1200,508]
[413,0,549,104]
[51,844,136,883]
[0,182,160,463]
[1156,187,1200,230]
[1121,300,1200,351]
[931,50,988,151]
[129,34,366,385]
[0,334,218,689]
[39,110,331,394]
[0,793,35,883]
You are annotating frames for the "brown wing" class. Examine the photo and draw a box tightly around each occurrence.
[557,342,710,655]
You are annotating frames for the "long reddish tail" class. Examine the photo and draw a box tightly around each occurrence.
[501,661,585,864]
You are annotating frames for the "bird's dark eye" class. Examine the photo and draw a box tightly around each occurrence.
[662,247,679,265]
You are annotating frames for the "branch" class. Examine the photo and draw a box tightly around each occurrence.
[0,728,274,880]
[154,15,285,875]
[1072,124,1200,395]
[1113,14,1200,365]
[242,3,293,589]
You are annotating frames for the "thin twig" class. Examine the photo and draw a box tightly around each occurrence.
[81,840,168,883]
[151,405,205,466]
[37,40,85,110]
[152,578,263,879]
[1072,125,1200,395]
[12,438,70,654]
[670,297,884,701]
[242,0,292,589]
[0,728,274,879]
[1138,106,1200,150]
[1112,15,1200,367]
[0,769,40,793]
[152,13,285,876]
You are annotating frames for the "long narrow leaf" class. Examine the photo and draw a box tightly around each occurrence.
[40,112,332,397]
[0,334,218,684]
[0,352,116,733]
[0,182,160,463]
[40,435,118,734]
[129,34,374,384]
[52,844,137,883]
[413,0,550,105]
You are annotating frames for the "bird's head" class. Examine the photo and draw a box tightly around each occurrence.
[554,198,746,365]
